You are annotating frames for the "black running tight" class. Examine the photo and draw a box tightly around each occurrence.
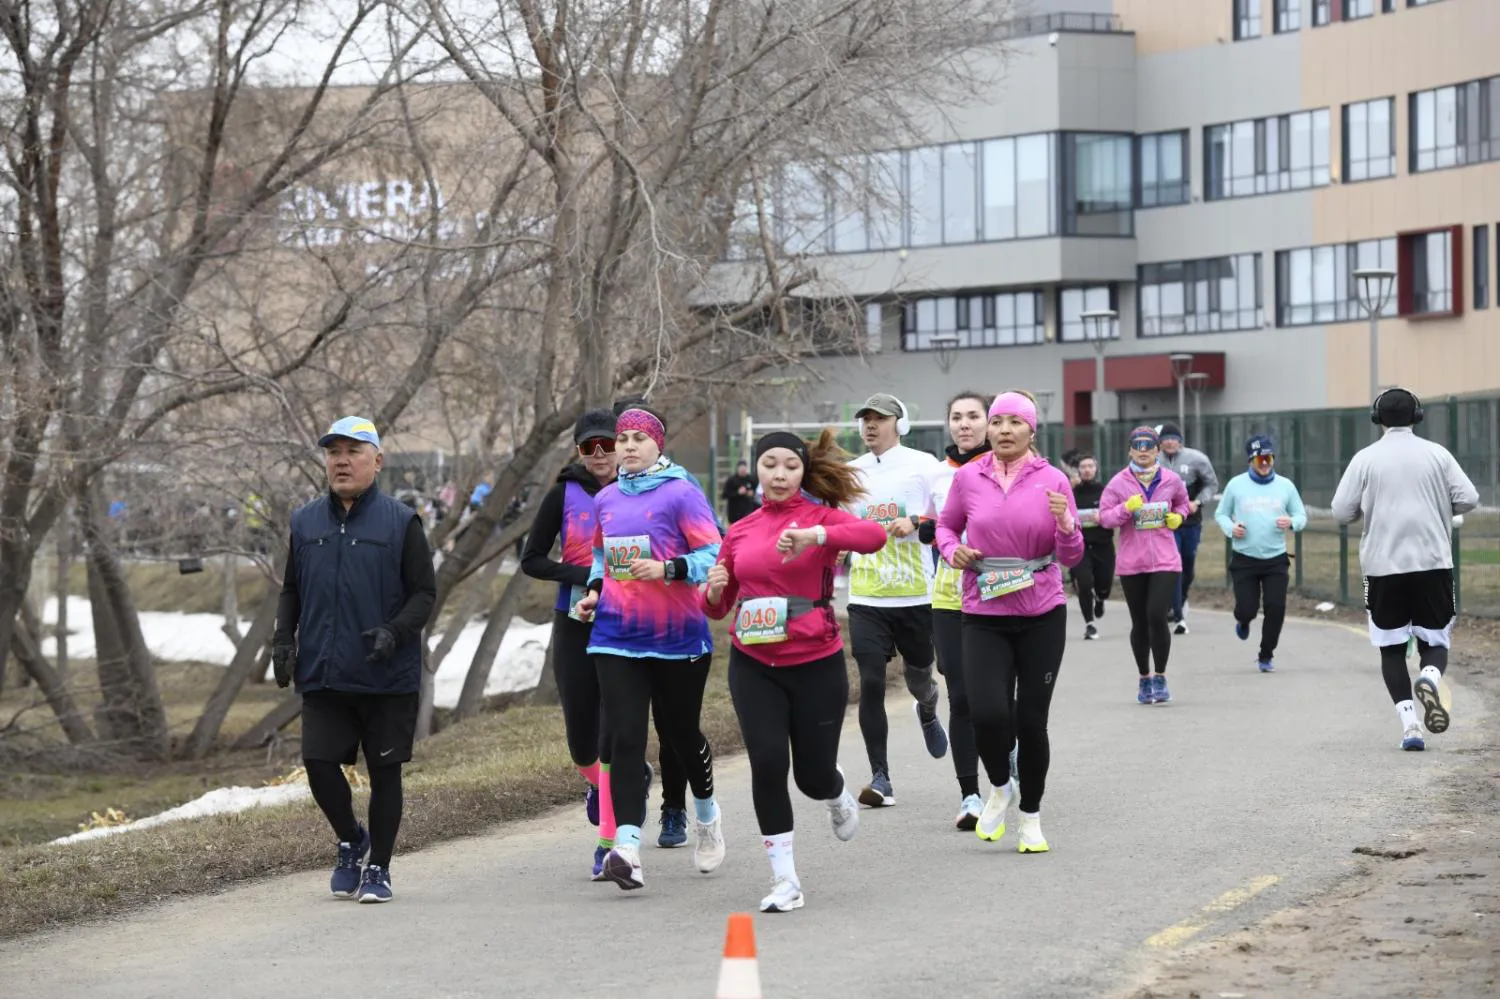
[1120,572,1178,676]
[933,609,979,798]
[1379,639,1449,704]
[305,759,404,867]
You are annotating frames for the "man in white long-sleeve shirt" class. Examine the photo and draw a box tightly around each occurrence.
[1331,388,1479,751]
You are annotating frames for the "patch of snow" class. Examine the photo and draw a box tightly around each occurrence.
[428,619,551,710]
[50,783,312,845]
[1316,602,1336,612]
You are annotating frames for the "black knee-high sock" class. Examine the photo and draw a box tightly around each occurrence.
[304,760,359,843]
[1415,639,1448,676]
[1379,644,1412,704]
[367,763,404,867]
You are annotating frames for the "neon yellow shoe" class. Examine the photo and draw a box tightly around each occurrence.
[976,784,1012,842]
[1016,812,1049,854]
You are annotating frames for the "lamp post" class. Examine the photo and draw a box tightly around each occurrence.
[931,333,959,375]
[1354,267,1397,403]
[1035,389,1054,457]
[1169,352,1195,431]
[1186,371,1209,444]
[1081,309,1116,454]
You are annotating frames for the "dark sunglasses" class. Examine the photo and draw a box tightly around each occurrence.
[577,439,616,457]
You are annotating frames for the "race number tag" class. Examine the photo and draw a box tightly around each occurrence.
[605,535,652,580]
[1078,507,1100,529]
[861,500,907,526]
[567,585,588,621]
[735,597,789,645]
[978,566,1034,601]
[1134,502,1169,530]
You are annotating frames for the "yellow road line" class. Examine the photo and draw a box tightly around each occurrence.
[1144,875,1281,949]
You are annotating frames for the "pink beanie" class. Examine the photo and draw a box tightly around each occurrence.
[988,392,1037,432]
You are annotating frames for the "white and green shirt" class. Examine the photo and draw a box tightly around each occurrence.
[847,445,941,608]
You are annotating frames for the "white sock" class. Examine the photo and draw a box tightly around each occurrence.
[764,832,797,885]
[1396,700,1419,730]
[1419,664,1443,687]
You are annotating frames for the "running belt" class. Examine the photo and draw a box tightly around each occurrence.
[734,595,831,617]
[972,555,1056,574]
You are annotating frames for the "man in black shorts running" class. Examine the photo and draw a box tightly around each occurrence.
[1331,389,1477,751]
[273,416,437,901]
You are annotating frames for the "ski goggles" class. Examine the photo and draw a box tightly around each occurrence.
[577,438,617,457]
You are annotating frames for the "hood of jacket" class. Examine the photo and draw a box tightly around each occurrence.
[944,442,991,467]
[617,458,694,496]
[556,461,612,495]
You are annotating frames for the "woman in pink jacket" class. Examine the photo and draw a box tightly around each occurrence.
[935,391,1083,854]
[1097,427,1192,705]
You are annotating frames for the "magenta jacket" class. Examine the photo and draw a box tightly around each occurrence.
[1097,465,1193,576]
[935,453,1084,617]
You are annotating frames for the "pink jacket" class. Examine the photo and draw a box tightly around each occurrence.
[935,453,1084,617]
[1097,465,1193,576]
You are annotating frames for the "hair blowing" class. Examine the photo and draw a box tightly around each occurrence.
[799,428,867,508]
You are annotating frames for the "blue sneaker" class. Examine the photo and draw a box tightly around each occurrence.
[1401,725,1425,751]
[1258,658,1275,673]
[356,864,393,903]
[657,807,688,848]
[1151,674,1171,704]
[858,769,895,808]
[330,824,369,898]
[591,844,609,881]
[914,701,949,759]
[1137,676,1153,704]
[585,784,600,827]
[1235,620,1250,641]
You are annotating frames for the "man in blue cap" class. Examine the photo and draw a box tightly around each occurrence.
[272,416,437,903]
[1214,435,1307,672]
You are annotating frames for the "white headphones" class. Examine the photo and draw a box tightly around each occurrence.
[891,396,911,436]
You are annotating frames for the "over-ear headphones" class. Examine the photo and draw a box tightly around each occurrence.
[1370,387,1424,426]
[890,395,911,436]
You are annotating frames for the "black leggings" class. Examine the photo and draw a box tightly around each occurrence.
[848,604,939,773]
[1380,640,1449,704]
[960,606,1066,814]
[1071,543,1115,622]
[728,648,848,835]
[1230,553,1290,661]
[305,759,404,867]
[1120,572,1178,675]
[595,654,713,829]
[933,609,979,798]
[552,613,686,809]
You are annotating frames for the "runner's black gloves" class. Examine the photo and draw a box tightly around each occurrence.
[271,642,297,688]
[363,625,397,662]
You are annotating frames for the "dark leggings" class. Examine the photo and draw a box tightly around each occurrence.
[595,654,714,829]
[1121,572,1179,675]
[306,759,404,867]
[552,614,687,809]
[1380,640,1449,704]
[960,606,1066,814]
[1071,543,1116,623]
[848,604,939,774]
[728,648,848,835]
[933,609,979,798]
[1230,554,1290,661]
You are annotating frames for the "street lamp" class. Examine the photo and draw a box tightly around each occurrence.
[1035,389,1054,456]
[1081,309,1116,454]
[1168,352,1195,431]
[1186,372,1209,444]
[931,333,960,375]
[1354,267,1397,405]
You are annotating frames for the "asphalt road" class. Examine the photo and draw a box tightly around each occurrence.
[1,606,1488,998]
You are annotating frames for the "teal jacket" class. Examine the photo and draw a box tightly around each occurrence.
[1214,472,1308,559]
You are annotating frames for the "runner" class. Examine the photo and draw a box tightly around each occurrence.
[519,410,688,880]
[1097,427,1192,705]
[1068,453,1115,641]
[1331,388,1479,750]
[1214,435,1308,673]
[935,390,1083,852]
[573,406,725,890]
[704,428,885,912]
[1156,423,1218,636]
[845,392,947,808]
[926,390,993,829]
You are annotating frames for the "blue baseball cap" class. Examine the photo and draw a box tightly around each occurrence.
[1246,434,1276,459]
[318,416,381,450]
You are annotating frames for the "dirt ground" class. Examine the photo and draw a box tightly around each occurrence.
[1122,590,1500,998]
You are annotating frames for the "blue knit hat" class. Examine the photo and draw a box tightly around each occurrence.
[1246,435,1276,459]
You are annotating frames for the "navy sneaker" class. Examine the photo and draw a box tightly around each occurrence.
[356,864,393,903]
[1151,674,1172,704]
[914,701,949,759]
[330,824,369,898]
[1137,676,1153,705]
[1258,658,1275,673]
[658,807,688,848]
[585,784,600,827]
[858,769,895,808]
[591,844,609,881]
[1235,620,1250,642]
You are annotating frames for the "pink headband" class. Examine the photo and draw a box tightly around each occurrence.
[616,408,665,451]
[989,392,1037,432]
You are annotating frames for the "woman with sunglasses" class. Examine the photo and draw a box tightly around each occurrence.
[1097,427,1192,705]
[574,406,725,891]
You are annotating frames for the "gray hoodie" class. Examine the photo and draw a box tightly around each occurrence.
[1159,445,1219,526]
[1331,428,1479,576]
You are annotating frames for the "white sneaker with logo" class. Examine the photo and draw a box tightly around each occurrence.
[693,812,726,873]
[760,878,805,913]
[976,784,1012,842]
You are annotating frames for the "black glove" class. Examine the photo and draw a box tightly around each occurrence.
[271,642,297,689]
[363,626,397,662]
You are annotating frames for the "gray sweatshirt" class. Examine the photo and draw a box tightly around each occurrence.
[1330,428,1479,576]
[1160,445,1219,526]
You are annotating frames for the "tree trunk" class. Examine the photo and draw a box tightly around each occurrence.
[453,568,531,721]
[55,513,72,680]
[9,610,94,745]
[415,641,435,741]
[232,692,303,752]
[527,630,560,707]
[220,552,243,644]
[181,594,279,759]
[427,553,503,673]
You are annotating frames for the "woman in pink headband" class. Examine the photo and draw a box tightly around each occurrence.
[935,389,1083,854]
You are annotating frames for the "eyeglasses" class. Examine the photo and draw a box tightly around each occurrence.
[577,439,616,457]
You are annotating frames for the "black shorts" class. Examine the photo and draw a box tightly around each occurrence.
[1363,570,1455,635]
[301,691,419,766]
[848,603,934,670]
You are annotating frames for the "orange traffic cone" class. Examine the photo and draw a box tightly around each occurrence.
[715,913,763,999]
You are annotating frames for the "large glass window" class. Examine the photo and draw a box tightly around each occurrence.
[901,291,1045,350]
[1275,238,1398,326]
[1234,0,1262,40]
[981,138,1018,241]
[867,151,904,250]
[942,143,978,244]
[1137,130,1188,207]
[777,163,827,255]
[1138,254,1263,336]
[1312,0,1331,25]
[1058,286,1120,343]
[1474,225,1490,311]
[907,147,943,247]
[1345,0,1375,19]
[1410,76,1500,173]
[830,156,868,254]
[1206,108,1330,200]
[1015,135,1055,238]
[1061,133,1133,236]
[1410,230,1453,314]
[1275,0,1300,32]
[1343,98,1395,181]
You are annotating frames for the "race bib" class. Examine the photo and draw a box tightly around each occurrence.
[605,534,652,580]
[1134,502,1169,530]
[735,597,789,645]
[978,566,1034,601]
[567,585,588,621]
[861,499,907,526]
[1078,508,1099,529]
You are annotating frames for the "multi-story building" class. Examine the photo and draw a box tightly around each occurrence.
[718,0,1500,440]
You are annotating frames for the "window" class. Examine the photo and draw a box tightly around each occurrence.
[901,291,1045,350]
[1275,238,1398,326]
[942,143,979,244]
[1312,0,1332,25]
[1137,130,1189,207]
[1058,286,1120,343]
[1234,0,1263,40]
[1475,225,1490,310]
[1061,133,1133,236]
[907,147,943,247]
[1138,254,1263,336]
[1345,0,1375,19]
[1343,98,1395,181]
[980,134,1057,240]
[777,163,828,255]
[867,151,903,250]
[865,302,885,351]
[1400,229,1457,316]
[1410,76,1500,173]
[1205,109,1330,200]
[1275,0,1300,32]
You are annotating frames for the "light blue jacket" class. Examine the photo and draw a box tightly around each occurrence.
[1215,473,1308,559]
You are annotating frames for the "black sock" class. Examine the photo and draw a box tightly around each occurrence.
[367,763,404,868]
[304,760,359,843]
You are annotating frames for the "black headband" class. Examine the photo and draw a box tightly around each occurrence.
[753,431,810,466]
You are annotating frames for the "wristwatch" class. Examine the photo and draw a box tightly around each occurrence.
[814,525,827,547]
[663,559,677,581]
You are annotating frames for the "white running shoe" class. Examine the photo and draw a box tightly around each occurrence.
[827,786,860,842]
[693,812,726,873]
[1017,811,1049,854]
[954,794,983,831]
[976,784,1012,842]
[760,878,805,913]
[602,844,644,890]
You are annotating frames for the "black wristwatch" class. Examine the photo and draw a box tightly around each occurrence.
[663,559,678,581]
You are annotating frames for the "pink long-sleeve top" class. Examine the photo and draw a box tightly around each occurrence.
[934,453,1084,617]
[1096,465,1193,575]
[704,492,887,666]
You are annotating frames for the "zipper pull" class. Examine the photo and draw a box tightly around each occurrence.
[340,522,346,534]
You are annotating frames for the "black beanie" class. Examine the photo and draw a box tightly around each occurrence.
[573,408,617,445]
[1158,422,1184,441]
[1375,390,1418,428]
